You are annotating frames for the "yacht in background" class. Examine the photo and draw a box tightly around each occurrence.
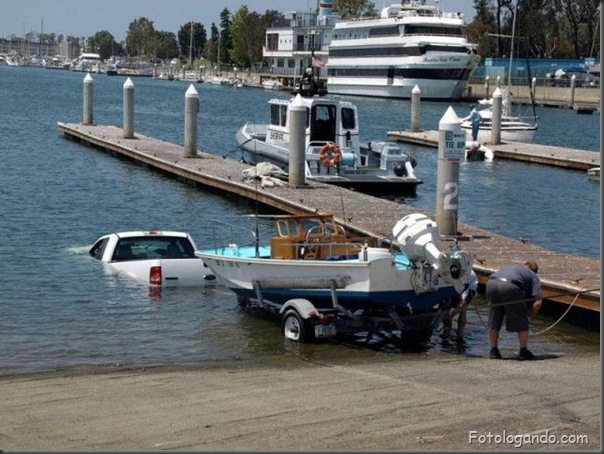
[73,52,102,72]
[326,1,480,99]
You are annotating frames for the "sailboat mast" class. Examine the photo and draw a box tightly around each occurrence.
[189,21,194,69]
[505,3,518,117]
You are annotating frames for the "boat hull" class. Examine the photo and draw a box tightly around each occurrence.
[327,76,470,100]
[197,247,459,314]
[237,126,422,196]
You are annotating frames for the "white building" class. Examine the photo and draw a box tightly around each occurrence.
[263,0,339,78]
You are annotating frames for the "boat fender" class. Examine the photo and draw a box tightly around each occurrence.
[319,143,341,167]
[280,298,320,320]
[393,162,407,177]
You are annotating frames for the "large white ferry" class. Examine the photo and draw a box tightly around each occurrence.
[326,1,480,99]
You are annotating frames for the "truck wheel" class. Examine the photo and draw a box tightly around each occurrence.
[282,309,312,343]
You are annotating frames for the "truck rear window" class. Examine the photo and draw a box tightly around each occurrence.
[112,236,195,261]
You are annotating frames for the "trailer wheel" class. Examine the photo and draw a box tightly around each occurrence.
[282,309,312,343]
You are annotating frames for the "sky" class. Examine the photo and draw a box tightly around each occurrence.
[1,0,475,41]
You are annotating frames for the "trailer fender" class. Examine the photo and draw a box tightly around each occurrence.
[280,299,320,320]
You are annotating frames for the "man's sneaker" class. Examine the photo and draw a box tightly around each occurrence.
[517,348,536,361]
[489,347,502,359]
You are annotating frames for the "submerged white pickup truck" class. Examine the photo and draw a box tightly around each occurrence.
[89,230,215,286]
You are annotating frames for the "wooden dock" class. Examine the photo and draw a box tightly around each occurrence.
[386,130,600,171]
[57,122,600,312]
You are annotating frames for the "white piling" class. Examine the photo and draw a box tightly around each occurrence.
[82,73,93,125]
[484,76,490,98]
[184,84,199,158]
[410,85,421,132]
[490,88,503,145]
[289,94,306,186]
[531,76,537,98]
[496,75,501,88]
[436,107,464,236]
[568,74,576,107]
[123,77,134,138]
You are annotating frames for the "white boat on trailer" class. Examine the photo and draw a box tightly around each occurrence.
[195,212,473,343]
[236,70,422,196]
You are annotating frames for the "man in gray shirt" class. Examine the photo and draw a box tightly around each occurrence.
[487,261,543,360]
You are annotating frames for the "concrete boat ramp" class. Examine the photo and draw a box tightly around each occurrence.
[57,122,600,312]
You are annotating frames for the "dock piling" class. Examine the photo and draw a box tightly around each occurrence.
[436,107,464,236]
[289,94,306,186]
[490,88,503,145]
[184,84,199,158]
[82,73,93,126]
[484,76,490,98]
[123,77,134,139]
[410,85,421,132]
[568,74,576,107]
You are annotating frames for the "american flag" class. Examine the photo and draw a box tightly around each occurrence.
[312,56,325,68]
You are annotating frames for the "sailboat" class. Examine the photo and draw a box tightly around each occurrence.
[461,3,538,143]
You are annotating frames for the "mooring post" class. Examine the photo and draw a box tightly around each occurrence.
[184,84,199,158]
[531,76,537,98]
[568,74,576,107]
[436,107,464,236]
[289,94,306,186]
[490,87,503,145]
[496,75,501,89]
[484,76,490,98]
[82,73,93,125]
[410,85,421,132]
[123,77,134,138]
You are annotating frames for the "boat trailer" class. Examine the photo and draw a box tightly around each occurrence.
[246,277,446,344]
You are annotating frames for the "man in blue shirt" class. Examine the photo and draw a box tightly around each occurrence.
[468,105,481,141]
[487,261,543,360]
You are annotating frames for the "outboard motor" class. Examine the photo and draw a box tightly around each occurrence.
[392,213,472,293]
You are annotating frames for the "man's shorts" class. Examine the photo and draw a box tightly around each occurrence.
[487,280,529,332]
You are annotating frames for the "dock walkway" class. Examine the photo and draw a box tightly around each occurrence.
[57,122,600,312]
[386,130,600,171]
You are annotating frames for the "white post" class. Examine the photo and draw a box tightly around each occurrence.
[289,94,306,186]
[531,76,537,98]
[184,84,199,158]
[82,73,93,125]
[436,107,464,236]
[490,88,503,145]
[123,77,134,138]
[484,76,490,98]
[568,74,576,107]
[496,75,501,89]
[410,85,421,132]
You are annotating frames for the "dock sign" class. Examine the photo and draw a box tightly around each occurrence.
[444,130,466,160]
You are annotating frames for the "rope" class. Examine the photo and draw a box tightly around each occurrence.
[532,292,580,336]
[470,288,591,337]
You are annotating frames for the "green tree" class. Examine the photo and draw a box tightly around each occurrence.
[203,22,219,63]
[125,17,156,57]
[154,30,179,60]
[219,8,233,65]
[88,30,122,59]
[177,21,207,65]
[333,0,377,19]
[230,6,265,68]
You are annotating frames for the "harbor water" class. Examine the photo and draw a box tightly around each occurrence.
[0,66,599,376]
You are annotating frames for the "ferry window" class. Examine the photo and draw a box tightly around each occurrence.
[341,108,355,129]
[369,26,400,37]
[406,25,462,36]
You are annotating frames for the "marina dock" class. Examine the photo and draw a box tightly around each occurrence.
[386,130,600,171]
[57,122,600,313]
